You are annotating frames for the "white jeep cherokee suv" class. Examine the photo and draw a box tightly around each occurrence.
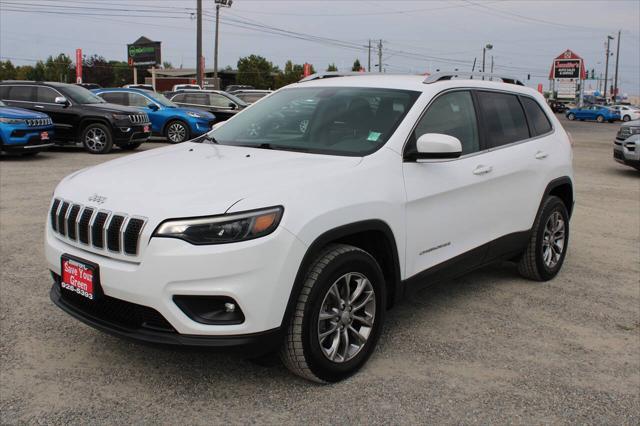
[46,72,574,383]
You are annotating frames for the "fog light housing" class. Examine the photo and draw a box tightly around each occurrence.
[173,295,245,325]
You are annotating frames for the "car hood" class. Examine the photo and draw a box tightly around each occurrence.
[83,103,144,114]
[170,106,215,119]
[0,106,49,119]
[55,142,362,221]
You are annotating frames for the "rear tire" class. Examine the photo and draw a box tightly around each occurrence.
[81,123,113,154]
[623,115,630,122]
[518,196,569,281]
[280,244,386,383]
[567,113,575,121]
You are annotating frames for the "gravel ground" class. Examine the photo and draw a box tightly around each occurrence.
[1,116,638,424]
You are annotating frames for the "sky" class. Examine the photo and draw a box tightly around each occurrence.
[1,0,639,95]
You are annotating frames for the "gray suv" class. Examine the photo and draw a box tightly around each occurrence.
[614,120,640,170]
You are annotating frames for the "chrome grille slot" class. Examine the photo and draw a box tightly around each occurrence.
[78,208,94,244]
[107,215,125,252]
[49,198,146,256]
[57,202,70,236]
[66,205,81,241]
[27,118,52,127]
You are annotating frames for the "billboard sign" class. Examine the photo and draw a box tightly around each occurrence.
[127,37,161,67]
[557,80,577,99]
[553,59,582,79]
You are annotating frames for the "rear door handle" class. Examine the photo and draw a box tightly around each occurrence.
[473,165,493,175]
[535,151,548,159]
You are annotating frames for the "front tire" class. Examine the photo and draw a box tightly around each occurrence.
[596,115,605,123]
[567,113,575,121]
[165,120,190,144]
[518,196,569,281]
[81,123,113,154]
[280,244,386,383]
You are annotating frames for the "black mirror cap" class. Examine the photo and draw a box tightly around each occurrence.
[404,150,462,162]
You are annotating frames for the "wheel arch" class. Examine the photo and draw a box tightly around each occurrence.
[541,176,574,218]
[280,219,402,329]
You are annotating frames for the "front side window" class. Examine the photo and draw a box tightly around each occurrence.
[37,87,60,103]
[171,93,186,102]
[185,93,209,105]
[207,87,419,156]
[128,93,150,107]
[477,91,529,147]
[520,97,552,136]
[412,90,480,155]
[209,94,232,108]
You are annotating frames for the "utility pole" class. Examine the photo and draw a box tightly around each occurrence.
[482,43,493,76]
[214,0,233,89]
[613,29,621,101]
[490,55,494,73]
[603,35,613,101]
[196,0,203,87]
[367,40,371,72]
[377,39,382,73]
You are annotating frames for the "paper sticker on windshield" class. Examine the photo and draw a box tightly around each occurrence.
[367,131,381,142]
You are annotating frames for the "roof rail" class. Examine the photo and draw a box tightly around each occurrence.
[299,71,369,82]
[424,72,524,86]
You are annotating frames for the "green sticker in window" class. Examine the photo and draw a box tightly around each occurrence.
[367,131,381,142]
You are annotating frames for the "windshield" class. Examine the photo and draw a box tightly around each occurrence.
[150,92,178,107]
[62,85,105,104]
[207,87,419,156]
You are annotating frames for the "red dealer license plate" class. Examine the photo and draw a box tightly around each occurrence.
[41,131,49,141]
[143,125,150,133]
[61,255,100,300]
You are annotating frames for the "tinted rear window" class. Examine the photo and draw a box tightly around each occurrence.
[477,91,529,147]
[7,86,35,102]
[521,97,552,136]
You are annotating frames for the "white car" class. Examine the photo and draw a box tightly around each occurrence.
[46,72,574,383]
[171,84,202,92]
[612,105,640,122]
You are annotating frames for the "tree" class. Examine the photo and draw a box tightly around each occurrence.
[44,54,72,82]
[110,61,133,86]
[15,65,33,80]
[162,61,173,69]
[28,61,46,81]
[82,55,114,86]
[327,63,338,72]
[351,59,362,72]
[236,54,278,89]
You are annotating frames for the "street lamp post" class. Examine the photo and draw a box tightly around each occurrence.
[482,43,493,74]
[214,0,232,89]
[603,35,614,102]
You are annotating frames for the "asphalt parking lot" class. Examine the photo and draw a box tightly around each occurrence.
[1,116,638,424]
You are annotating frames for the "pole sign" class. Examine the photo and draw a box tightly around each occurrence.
[75,48,82,84]
[303,63,311,77]
[127,40,161,67]
[553,59,582,79]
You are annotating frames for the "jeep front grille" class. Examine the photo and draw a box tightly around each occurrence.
[129,113,149,124]
[50,198,147,256]
[26,118,53,127]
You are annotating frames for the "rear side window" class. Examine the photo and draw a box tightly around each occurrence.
[185,93,209,105]
[477,91,529,147]
[0,85,8,99]
[413,90,480,155]
[521,97,552,136]
[7,86,35,102]
[99,92,127,105]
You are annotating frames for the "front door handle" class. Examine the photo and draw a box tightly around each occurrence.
[34,105,45,109]
[473,165,493,175]
[535,151,548,160]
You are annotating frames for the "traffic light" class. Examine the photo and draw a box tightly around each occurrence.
[527,74,531,80]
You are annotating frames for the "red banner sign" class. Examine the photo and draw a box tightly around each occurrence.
[303,63,311,77]
[75,48,82,84]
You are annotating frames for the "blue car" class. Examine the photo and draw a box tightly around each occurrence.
[93,88,215,143]
[566,105,620,123]
[0,100,55,156]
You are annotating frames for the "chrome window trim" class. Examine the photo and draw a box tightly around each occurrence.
[402,86,557,162]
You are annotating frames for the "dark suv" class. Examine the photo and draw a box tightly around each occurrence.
[168,90,246,122]
[0,81,151,154]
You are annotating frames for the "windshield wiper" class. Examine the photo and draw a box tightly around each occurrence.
[202,133,219,144]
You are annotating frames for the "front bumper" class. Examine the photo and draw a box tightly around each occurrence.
[112,122,152,145]
[45,224,306,338]
[50,282,283,352]
[189,118,216,136]
[1,125,55,152]
[614,138,640,169]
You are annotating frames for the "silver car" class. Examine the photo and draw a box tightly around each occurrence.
[614,120,640,170]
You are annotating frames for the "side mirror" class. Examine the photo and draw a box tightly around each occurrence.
[147,103,159,111]
[414,133,462,161]
[228,102,237,110]
[54,96,69,106]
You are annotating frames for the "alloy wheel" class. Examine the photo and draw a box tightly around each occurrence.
[542,211,565,269]
[167,123,186,143]
[317,272,376,363]
[85,127,107,152]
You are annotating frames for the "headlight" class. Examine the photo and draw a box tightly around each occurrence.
[153,206,283,245]
[0,117,26,124]
[187,111,203,118]
[630,127,640,135]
